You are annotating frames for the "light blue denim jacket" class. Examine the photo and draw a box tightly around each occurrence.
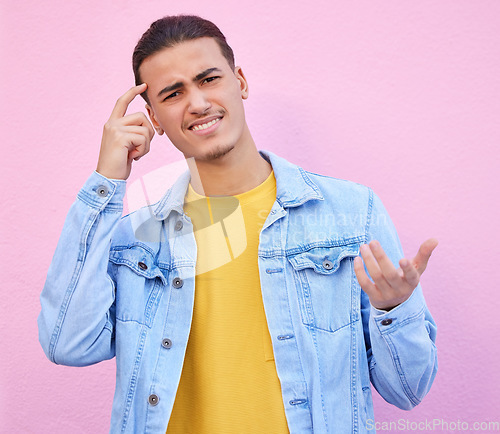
[38,151,437,433]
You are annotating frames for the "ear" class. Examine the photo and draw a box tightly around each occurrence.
[145,104,164,135]
[234,66,249,100]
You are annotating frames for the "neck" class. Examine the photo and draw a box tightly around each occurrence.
[186,134,272,197]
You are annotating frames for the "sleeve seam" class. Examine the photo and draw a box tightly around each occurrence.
[47,209,100,361]
[384,334,421,407]
[364,188,374,243]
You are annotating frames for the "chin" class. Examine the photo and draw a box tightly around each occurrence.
[198,144,235,161]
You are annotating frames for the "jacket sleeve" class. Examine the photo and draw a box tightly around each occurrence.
[361,191,438,410]
[38,171,127,367]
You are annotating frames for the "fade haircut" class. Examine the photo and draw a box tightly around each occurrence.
[133,15,235,103]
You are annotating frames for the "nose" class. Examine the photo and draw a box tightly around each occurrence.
[188,88,211,114]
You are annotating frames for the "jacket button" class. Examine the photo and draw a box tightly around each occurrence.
[161,338,172,349]
[172,277,183,288]
[138,261,148,270]
[96,185,108,197]
[174,220,183,231]
[148,394,159,406]
[322,259,333,270]
[381,318,393,326]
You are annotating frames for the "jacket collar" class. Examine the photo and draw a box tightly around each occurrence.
[152,150,324,221]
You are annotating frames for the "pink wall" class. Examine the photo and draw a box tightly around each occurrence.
[2,1,499,432]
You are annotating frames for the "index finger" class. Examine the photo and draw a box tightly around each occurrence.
[109,83,148,120]
[368,240,399,279]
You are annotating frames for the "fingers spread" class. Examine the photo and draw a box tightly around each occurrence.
[368,240,402,288]
[400,258,420,288]
[356,240,429,310]
[359,243,391,292]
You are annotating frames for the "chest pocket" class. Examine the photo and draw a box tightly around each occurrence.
[109,245,167,328]
[287,243,360,333]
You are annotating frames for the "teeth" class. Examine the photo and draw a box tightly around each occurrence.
[192,118,220,131]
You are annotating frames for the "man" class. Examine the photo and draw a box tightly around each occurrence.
[38,15,438,433]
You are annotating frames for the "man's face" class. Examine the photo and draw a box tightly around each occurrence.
[140,37,250,161]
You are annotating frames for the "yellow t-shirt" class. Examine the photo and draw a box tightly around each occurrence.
[166,171,289,434]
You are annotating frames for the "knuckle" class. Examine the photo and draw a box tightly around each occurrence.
[372,249,385,260]
[104,121,119,133]
[116,94,127,104]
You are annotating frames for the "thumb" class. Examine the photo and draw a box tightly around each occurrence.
[412,238,438,275]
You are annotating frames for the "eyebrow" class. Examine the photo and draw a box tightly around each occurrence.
[156,67,222,99]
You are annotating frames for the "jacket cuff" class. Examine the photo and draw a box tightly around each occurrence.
[76,171,127,212]
[370,285,426,334]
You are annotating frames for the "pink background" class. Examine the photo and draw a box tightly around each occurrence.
[1,1,499,432]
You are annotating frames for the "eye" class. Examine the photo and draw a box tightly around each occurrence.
[162,91,180,102]
[202,76,220,84]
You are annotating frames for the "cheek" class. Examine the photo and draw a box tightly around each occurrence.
[158,111,181,131]
[224,90,245,114]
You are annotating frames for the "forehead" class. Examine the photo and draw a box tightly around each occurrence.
[139,37,230,84]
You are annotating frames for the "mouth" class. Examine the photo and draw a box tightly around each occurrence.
[188,116,223,135]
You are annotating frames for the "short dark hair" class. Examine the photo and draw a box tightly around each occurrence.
[133,15,235,103]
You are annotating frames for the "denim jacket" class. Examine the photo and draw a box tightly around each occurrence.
[38,150,437,433]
